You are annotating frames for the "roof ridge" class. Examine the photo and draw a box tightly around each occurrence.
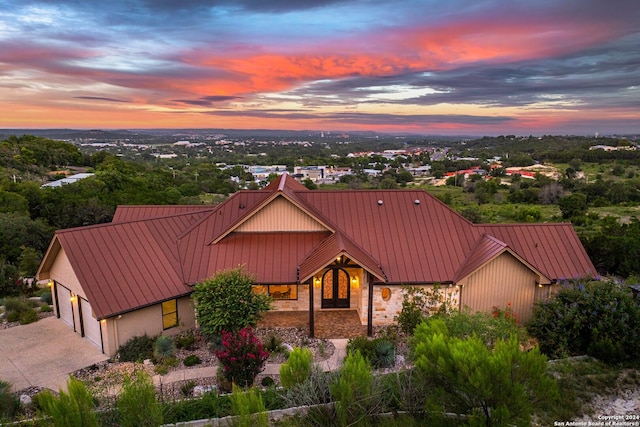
[480,222,572,228]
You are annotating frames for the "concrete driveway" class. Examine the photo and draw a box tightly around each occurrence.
[0,317,108,392]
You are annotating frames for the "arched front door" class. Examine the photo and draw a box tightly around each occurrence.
[322,268,350,308]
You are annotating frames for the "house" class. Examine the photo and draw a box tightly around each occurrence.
[36,174,597,356]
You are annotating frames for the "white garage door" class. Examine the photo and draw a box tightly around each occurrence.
[80,298,102,350]
[56,285,74,328]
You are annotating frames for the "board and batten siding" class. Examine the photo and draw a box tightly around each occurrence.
[236,196,327,232]
[459,251,538,322]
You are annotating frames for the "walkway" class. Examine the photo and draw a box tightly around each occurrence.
[153,339,348,386]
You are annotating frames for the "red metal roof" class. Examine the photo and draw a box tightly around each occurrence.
[39,173,598,318]
[182,232,331,284]
[52,212,203,319]
[296,189,480,283]
[453,234,509,282]
[298,232,386,283]
[113,205,217,222]
[476,223,597,280]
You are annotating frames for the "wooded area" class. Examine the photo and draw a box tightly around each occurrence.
[1,133,639,297]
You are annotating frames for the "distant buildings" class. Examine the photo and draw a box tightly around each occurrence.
[41,173,95,188]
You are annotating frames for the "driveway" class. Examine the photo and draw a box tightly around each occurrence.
[0,317,108,392]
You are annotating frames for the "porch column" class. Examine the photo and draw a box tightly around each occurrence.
[308,279,315,338]
[367,274,373,336]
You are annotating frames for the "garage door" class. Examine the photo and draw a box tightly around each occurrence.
[80,298,102,351]
[56,284,74,328]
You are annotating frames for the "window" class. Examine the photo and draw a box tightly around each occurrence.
[162,299,178,329]
[253,284,297,300]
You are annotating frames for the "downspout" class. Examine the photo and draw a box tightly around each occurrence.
[308,279,314,338]
[367,274,373,337]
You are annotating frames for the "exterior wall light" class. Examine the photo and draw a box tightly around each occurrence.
[70,294,76,302]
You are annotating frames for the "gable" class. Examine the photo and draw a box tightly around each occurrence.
[477,223,597,280]
[459,251,540,322]
[235,196,328,233]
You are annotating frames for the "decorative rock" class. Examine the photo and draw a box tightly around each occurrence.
[193,384,216,397]
[20,394,32,406]
[143,359,153,366]
[282,343,294,352]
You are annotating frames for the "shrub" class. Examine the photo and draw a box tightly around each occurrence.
[330,350,374,427]
[5,311,19,323]
[117,334,155,362]
[3,297,30,314]
[373,339,395,368]
[181,380,196,398]
[183,354,201,367]
[40,304,52,312]
[37,377,99,427]
[346,336,395,369]
[175,330,195,350]
[284,365,336,408]
[384,369,431,417]
[154,335,175,362]
[528,278,640,363]
[0,380,19,421]
[19,308,38,324]
[412,318,558,427]
[442,307,526,348]
[263,334,284,354]
[40,290,53,305]
[214,327,269,389]
[117,371,163,427]
[394,285,452,335]
[192,267,272,340]
[154,364,168,375]
[279,347,313,389]
[229,385,268,427]
[162,391,231,423]
[261,376,275,387]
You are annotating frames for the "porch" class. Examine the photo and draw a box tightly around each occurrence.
[258,310,367,339]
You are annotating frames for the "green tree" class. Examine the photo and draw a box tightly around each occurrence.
[117,372,163,427]
[192,267,272,339]
[302,178,318,190]
[330,350,374,427]
[558,193,587,219]
[528,279,640,363]
[37,377,99,427]
[429,161,446,179]
[412,318,558,427]
[280,347,314,389]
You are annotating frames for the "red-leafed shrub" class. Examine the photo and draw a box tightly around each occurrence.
[214,327,269,388]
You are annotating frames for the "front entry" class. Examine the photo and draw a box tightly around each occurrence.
[322,268,350,308]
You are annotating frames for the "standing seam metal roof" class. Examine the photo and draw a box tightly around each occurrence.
[39,174,597,319]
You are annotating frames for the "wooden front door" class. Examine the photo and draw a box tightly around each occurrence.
[321,268,350,308]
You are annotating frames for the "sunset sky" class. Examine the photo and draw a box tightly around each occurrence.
[1,0,638,135]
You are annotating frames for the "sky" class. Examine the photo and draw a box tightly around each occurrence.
[0,0,639,136]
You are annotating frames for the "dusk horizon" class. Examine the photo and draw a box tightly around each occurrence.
[1,0,639,136]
